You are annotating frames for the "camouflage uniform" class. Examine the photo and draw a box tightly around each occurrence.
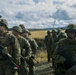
[21,28,38,55]
[53,24,76,75]
[51,29,58,52]
[21,28,38,75]
[51,29,58,67]
[58,31,67,41]
[44,30,52,62]
[51,29,58,54]
[19,24,26,31]
[12,26,32,75]
[51,29,58,45]
[57,29,62,35]
[0,19,21,75]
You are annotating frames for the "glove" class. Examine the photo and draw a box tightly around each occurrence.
[14,65,20,70]
[30,55,35,59]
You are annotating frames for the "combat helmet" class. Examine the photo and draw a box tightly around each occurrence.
[22,28,31,35]
[12,26,22,33]
[65,24,76,33]
[52,29,57,33]
[19,24,25,29]
[0,19,8,29]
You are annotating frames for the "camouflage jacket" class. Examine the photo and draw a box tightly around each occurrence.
[52,35,58,45]
[0,32,21,65]
[17,36,32,57]
[26,37,38,55]
[53,38,76,64]
[44,34,52,47]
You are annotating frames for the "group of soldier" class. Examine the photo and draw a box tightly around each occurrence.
[44,24,76,75]
[0,18,38,75]
[0,16,76,75]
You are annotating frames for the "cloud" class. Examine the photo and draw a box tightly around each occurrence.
[0,0,76,28]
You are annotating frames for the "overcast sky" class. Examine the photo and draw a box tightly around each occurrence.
[0,0,76,29]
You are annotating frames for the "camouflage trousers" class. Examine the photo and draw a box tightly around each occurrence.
[46,47,51,62]
[0,60,18,75]
[27,57,35,75]
[19,62,28,75]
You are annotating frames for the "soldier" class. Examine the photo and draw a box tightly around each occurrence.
[21,28,38,55]
[51,29,58,45]
[0,19,21,75]
[51,29,58,67]
[12,26,32,75]
[44,30,52,62]
[52,24,76,75]
[21,28,38,75]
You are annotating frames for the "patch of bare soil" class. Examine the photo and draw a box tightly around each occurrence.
[35,62,54,75]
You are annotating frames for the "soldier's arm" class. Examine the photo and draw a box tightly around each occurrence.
[23,38,32,57]
[32,39,38,53]
[30,39,38,54]
[11,35,21,65]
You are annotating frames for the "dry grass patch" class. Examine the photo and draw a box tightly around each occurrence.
[30,30,52,39]
[35,50,48,63]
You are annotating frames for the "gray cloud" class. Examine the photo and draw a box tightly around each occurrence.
[0,0,76,28]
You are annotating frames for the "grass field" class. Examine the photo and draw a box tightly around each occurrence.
[30,29,65,39]
[35,50,48,63]
[30,30,54,75]
[30,30,52,39]
[30,30,50,63]
[30,30,48,62]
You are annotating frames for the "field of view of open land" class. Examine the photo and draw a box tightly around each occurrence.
[30,30,49,39]
[0,0,75,75]
[30,30,54,75]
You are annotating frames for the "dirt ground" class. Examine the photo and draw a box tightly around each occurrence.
[35,61,54,75]
[33,50,54,75]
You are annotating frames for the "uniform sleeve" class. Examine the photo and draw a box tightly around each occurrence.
[31,39,38,54]
[11,35,21,65]
[23,38,32,57]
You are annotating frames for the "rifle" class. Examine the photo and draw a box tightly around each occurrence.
[0,45,18,70]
